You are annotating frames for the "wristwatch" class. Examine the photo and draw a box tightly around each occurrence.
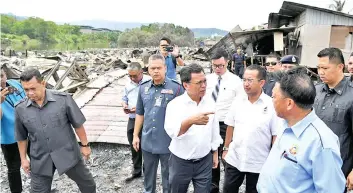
[79,142,90,147]
[223,147,229,151]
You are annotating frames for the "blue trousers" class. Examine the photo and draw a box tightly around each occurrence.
[142,150,170,193]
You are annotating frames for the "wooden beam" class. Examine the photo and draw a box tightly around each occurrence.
[44,60,62,82]
[59,81,88,92]
[54,59,77,90]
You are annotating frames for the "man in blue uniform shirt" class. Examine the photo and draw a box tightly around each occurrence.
[133,54,184,193]
[257,67,346,193]
[1,67,27,193]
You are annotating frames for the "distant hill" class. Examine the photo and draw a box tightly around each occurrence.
[191,28,228,38]
[2,12,27,20]
[57,20,148,31]
[2,13,228,37]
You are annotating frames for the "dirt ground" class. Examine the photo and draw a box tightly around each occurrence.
[0,143,246,193]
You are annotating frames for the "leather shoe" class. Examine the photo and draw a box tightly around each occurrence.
[210,183,219,193]
[125,172,142,183]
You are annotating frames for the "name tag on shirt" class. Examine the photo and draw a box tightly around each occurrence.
[155,96,162,107]
[144,87,149,94]
[161,89,173,94]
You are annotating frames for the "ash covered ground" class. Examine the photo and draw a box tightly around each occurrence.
[0,143,246,193]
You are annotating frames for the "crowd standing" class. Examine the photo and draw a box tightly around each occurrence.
[0,36,353,193]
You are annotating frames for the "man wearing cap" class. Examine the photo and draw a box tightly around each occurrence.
[281,55,300,71]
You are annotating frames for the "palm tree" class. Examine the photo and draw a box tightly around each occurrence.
[329,0,346,12]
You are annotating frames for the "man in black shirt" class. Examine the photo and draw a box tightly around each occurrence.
[314,48,353,191]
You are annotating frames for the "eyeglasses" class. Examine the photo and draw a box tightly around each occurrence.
[212,64,225,69]
[188,80,207,86]
[242,78,262,84]
[265,62,277,66]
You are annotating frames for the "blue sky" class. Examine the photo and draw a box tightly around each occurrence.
[2,0,352,31]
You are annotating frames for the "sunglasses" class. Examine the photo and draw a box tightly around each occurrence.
[265,62,277,66]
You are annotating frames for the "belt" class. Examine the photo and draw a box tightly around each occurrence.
[187,151,211,163]
[129,118,136,120]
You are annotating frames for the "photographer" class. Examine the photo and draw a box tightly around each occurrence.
[159,37,184,80]
[1,67,27,193]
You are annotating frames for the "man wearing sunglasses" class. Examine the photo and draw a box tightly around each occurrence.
[257,67,345,193]
[159,37,184,81]
[263,54,282,97]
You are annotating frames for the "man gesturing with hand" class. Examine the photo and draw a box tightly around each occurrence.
[165,63,223,193]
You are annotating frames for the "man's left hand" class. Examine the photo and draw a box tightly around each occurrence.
[212,151,219,169]
[347,170,353,190]
[171,45,180,57]
[81,146,91,160]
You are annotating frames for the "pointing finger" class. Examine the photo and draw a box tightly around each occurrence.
[203,112,215,116]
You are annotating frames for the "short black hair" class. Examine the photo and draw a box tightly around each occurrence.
[160,37,171,45]
[20,67,43,82]
[266,53,281,61]
[180,63,205,84]
[210,48,229,60]
[246,64,267,80]
[317,47,345,65]
[278,66,316,110]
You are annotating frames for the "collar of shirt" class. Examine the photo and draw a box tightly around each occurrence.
[27,89,56,108]
[130,75,150,86]
[282,110,317,139]
[239,91,267,105]
[149,78,169,88]
[181,92,208,106]
[322,76,348,95]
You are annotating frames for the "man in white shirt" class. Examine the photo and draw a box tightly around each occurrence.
[222,64,278,193]
[122,62,151,182]
[206,48,245,193]
[165,63,223,193]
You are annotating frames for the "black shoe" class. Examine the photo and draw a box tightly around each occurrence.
[125,172,142,183]
[210,183,219,193]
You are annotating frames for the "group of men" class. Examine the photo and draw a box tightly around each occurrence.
[120,42,353,193]
[0,36,353,193]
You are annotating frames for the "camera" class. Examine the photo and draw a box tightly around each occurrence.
[7,86,15,94]
[165,46,174,52]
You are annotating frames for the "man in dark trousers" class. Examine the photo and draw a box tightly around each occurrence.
[314,48,353,191]
[1,67,27,193]
[15,68,96,193]
[231,48,246,78]
[122,62,151,182]
[165,63,223,193]
[133,54,184,193]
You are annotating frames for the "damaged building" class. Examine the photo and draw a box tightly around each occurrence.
[207,1,353,69]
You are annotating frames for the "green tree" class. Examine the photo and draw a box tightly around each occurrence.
[329,0,346,12]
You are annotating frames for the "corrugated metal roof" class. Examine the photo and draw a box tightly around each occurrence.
[280,1,353,19]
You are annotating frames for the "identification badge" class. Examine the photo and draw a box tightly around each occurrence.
[263,106,268,114]
[144,87,149,94]
[155,96,162,107]
[161,89,173,94]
